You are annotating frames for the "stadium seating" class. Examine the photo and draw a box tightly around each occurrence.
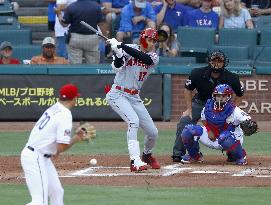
[259,29,271,46]
[12,45,41,62]
[0,15,20,29]
[253,46,271,65]
[159,56,196,65]
[211,45,251,65]
[218,28,258,59]
[177,27,216,57]
[0,29,32,45]
[253,15,271,30]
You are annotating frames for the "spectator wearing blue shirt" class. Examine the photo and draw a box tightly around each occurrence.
[46,0,57,32]
[117,0,156,42]
[187,0,219,30]
[101,0,130,37]
[155,0,188,32]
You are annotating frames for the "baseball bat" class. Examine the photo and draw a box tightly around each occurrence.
[80,21,108,40]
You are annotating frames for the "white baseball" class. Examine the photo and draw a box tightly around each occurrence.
[90,158,97,166]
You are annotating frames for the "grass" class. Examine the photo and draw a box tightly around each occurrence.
[0,130,270,156]
[0,130,271,205]
[1,184,271,205]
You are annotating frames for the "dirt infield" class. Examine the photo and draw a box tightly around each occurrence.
[1,155,271,187]
[0,121,271,187]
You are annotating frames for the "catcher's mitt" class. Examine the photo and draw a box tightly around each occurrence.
[75,123,96,141]
[240,120,258,136]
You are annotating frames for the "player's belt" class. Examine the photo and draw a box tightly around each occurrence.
[115,85,139,95]
[27,146,52,158]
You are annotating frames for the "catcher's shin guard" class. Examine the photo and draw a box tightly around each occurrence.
[181,124,203,158]
[218,131,244,163]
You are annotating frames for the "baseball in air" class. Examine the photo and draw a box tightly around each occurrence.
[90,158,97,166]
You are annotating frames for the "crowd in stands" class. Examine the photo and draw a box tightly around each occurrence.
[1,0,271,65]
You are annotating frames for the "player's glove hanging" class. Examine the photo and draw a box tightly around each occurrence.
[75,123,96,142]
[240,119,258,136]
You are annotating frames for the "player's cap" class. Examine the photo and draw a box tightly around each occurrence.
[134,0,146,8]
[42,37,55,46]
[0,41,13,50]
[60,84,80,100]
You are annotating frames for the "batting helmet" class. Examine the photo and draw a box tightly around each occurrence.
[212,84,233,111]
[207,50,229,72]
[139,28,158,49]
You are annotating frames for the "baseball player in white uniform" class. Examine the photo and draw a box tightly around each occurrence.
[21,84,85,205]
[180,84,255,165]
[106,28,161,172]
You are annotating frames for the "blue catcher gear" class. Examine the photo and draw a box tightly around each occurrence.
[181,124,203,158]
[218,131,246,165]
[212,84,233,111]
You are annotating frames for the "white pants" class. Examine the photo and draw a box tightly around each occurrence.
[198,127,244,150]
[21,147,64,205]
[106,89,158,155]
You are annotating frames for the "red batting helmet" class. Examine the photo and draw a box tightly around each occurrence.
[139,28,158,49]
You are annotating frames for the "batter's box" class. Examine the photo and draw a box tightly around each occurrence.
[68,164,192,177]
[233,167,271,177]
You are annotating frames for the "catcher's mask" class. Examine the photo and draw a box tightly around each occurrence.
[208,50,229,73]
[140,28,158,49]
[212,84,233,111]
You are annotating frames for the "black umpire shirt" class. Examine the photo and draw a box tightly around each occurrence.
[185,66,244,103]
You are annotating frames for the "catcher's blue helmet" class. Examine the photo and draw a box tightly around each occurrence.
[212,84,233,111]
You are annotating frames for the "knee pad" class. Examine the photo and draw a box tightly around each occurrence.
[218,131,243,160]
[181,124,203,143]
[181,124,203,158]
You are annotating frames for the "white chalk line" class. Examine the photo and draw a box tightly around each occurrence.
[59,165,271,178]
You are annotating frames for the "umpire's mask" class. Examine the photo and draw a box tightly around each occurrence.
[208,50,229,73]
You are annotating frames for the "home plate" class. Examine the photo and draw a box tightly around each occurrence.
[67,164,192,177]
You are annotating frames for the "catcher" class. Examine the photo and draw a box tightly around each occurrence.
[180,84,257,165]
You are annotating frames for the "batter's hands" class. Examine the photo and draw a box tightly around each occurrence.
[106,38,123,58]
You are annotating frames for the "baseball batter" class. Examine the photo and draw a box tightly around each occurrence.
[106,28,161,172]
[181,84,257,165]
[21,84,85,205]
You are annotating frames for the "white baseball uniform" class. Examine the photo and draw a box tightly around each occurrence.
[106,44,159,165]
[198,106,251,150]
[21,102,72,205]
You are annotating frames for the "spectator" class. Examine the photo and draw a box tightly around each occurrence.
[54,0,76,59]
[171,50,244,162]
[116,0,156,43]
[46,0,57,34]
[31,37,68,64]
[101,0,130,37]
[187,0,219,30]
[156,23,180,56]
[155,0,188,32]
[219,0,254,29]
[242,0,271,16]
[147,0,163,8]
[184,0,201,11]
[0,41,20,64]
[57,0,106,64]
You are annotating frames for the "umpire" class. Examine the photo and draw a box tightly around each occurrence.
[172,50,244,162]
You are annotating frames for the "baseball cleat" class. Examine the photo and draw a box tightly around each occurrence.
[142,153,161,169]
[130,160,148,172]
[235,156,247,166]
[181,152,204,164]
